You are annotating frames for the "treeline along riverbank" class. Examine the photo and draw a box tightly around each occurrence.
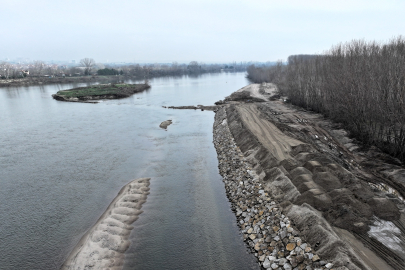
[0,61,249,87]
[247,37,405,162]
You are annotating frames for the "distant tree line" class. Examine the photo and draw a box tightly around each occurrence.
[0,59,251,80]
[247,37,405,161]
[117,61,249,79]
[0,59,97,79]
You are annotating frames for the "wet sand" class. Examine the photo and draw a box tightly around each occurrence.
[61,178,150,270]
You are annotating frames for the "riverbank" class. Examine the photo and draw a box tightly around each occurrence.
[212,84,405,269]
[0,71,233,88]
[213,108,335,270]
[61,178,150,270]
[0,75,129,87]
[52,83,150,102]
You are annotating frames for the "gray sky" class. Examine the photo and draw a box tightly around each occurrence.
[2,0,405,63]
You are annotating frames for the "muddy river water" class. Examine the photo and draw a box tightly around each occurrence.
[0,73,259,269]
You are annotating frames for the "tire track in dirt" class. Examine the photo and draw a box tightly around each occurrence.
[236,104,302,162]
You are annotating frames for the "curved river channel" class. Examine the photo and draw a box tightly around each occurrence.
[0,73,259,270]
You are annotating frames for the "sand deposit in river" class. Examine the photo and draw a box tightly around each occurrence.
[61,178,150,270]
[159,119,172,129]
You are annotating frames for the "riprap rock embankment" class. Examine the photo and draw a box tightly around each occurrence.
[214,107,342,270]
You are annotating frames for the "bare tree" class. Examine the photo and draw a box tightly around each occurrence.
[142,65,151,84]
[171,61,179,71]
[0,62,9,79]
[80,58,96,75]
[187,61,200,73]
[32,61,45,76]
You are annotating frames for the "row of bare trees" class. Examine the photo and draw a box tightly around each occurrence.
[248,37,405,161]
[246,61,286,83]
[1,59,249,80]
[0,60,52,78]
[0,60,94,79]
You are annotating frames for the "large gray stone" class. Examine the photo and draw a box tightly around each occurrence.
[263,259,271,268]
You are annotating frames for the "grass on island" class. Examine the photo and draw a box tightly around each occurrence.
[56,84,143,97]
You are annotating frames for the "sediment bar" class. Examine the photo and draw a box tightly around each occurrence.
[61,178,150,270]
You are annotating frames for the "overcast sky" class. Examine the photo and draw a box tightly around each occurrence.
[2,0,405,63]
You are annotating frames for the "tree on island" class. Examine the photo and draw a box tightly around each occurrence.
[97,68,119,75]
[187,61,201,73]
[80,58,96,75]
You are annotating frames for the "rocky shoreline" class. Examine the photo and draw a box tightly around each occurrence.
[213,107,334,270]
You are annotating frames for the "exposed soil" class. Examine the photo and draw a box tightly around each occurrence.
[218,83,405,270]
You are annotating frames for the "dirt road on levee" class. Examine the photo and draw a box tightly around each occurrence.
[217,83,405,270]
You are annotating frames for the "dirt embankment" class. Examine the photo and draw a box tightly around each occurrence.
[215,83,405,270]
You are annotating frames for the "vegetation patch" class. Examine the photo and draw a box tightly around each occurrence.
[52,83,150,102]
[97,68,123,76]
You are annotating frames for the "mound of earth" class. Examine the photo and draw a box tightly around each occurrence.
[159,120,172,129]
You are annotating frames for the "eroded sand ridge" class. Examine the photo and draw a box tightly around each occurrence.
[61,178,150,270]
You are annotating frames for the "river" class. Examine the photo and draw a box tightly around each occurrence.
[0,73,259,270]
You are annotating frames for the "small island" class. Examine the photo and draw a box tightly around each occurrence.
[52,83,150,102]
